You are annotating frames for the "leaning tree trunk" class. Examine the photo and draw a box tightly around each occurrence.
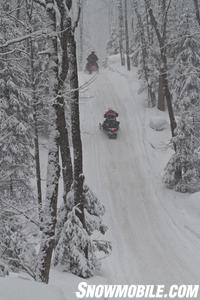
[36,0,60,284]
[146,0,176,141]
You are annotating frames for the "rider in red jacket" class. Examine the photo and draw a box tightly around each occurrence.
[103,109,119,130]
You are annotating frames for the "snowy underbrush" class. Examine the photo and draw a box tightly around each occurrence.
[149,116,169,131]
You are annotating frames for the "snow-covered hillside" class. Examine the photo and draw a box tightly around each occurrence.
[2,56,200,299]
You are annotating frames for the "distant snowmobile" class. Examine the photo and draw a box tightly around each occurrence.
[85,61,99,74]
[99,109,120,139]
[85,51,99,74]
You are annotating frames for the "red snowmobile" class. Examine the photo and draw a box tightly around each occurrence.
[99,109,120,139]
[85,61,99,74]
[85,51,99,74]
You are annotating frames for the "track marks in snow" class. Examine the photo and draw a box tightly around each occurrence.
[80,70,200,289]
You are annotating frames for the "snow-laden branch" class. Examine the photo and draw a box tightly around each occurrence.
[0,29,48,48]
[0,199,40,228]
[0,48,31,57]
[0,26,71,50]
[47,73,98,104]
[1,13,27,28]
[1,1,25,17]
[33,0,46,8]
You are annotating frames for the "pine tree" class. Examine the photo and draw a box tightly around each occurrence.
[163,12,200,192]
[0,3,34,207]
[54,184,111,278]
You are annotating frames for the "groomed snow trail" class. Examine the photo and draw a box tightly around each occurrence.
[80,68,200,291]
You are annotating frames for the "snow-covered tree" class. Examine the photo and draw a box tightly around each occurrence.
[54,184,111,278]
[163,115,200,192]
[163,12,200,192]
[133,0,157,107]
[106,27,120,55]
[0,1,34,207]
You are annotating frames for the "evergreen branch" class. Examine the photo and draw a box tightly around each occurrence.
[0,29,48,48]
[0,26,71,50]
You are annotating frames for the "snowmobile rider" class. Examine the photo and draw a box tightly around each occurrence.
[103,109,120,131]
[87,51,98,65]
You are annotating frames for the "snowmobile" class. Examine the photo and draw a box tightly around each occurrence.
[99,109,120,139]
[85,61,99,74]
[85,51,99,74]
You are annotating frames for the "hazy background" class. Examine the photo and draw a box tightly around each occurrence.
[80,0,110,64]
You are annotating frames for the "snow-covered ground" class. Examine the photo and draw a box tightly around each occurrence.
[2,55,200,299]
[80,55,200,285]
[0,274,65,300]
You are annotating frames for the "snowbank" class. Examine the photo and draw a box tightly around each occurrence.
[0,277,65,300]
[149,116,168,131]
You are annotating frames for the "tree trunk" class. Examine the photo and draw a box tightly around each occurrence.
[161,60,176,139]
[157,71,165,111]
[28,27,43,221]
[16,0,21,25]
[56,0,73,205]
[146,0,176,140]
[67,19,86,231]
[124,0,131,71]
[134,0,156,107]
[118,0,125,66]
[193,0,200,27]
[57,100,73,205]
[36,0,60,284]
[79,0,84,71]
